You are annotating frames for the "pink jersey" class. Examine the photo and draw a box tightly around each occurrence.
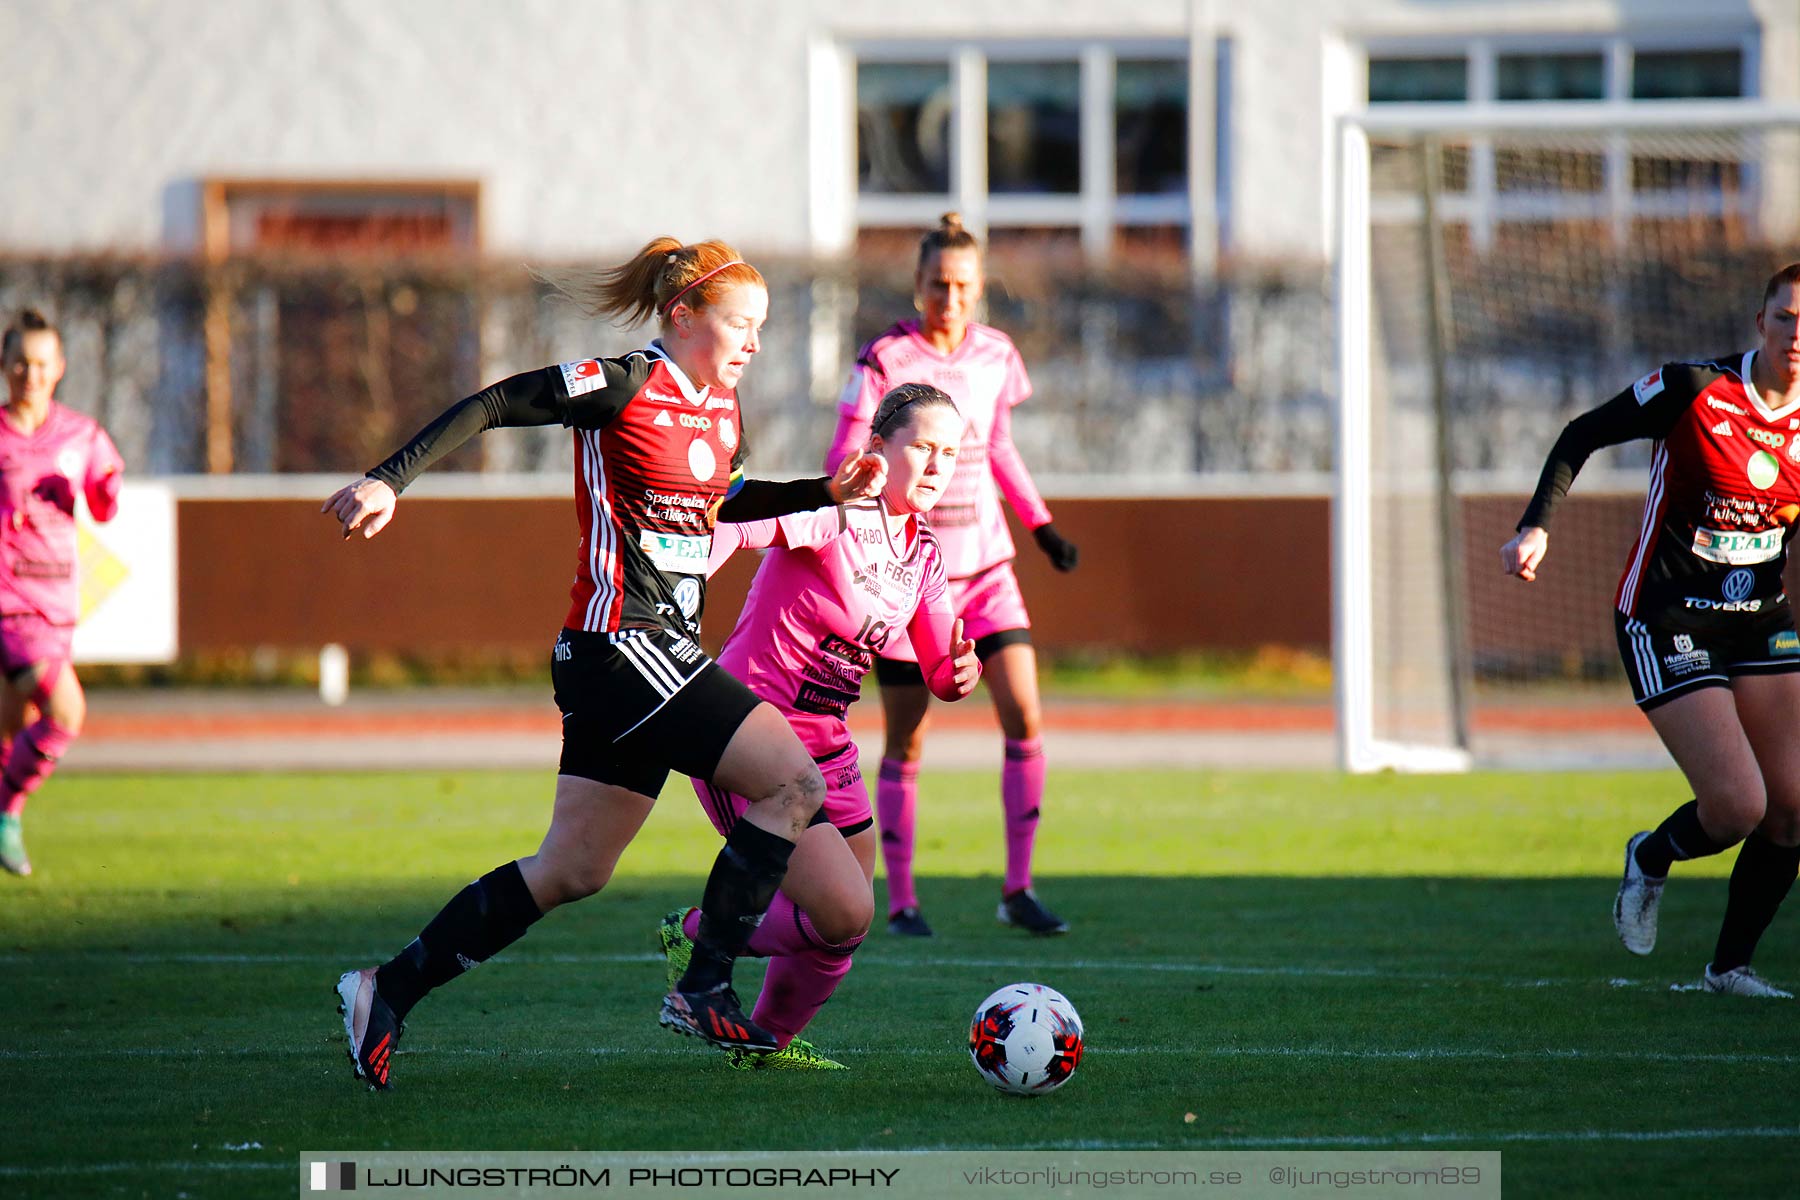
[710,500,964,752]
[827,320,1052,579]
[0,402,123,623]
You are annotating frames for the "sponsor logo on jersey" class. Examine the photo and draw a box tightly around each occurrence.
[654,410,674,427]
[678,413,712,430]
[639,530,711,574]
[705,394,736,411]
[1707,396,1747,415]
[1684,597,1763,613]
[1663,643,1713,674]
[1673,634,1695,653]
[553,636,573,662]
[1686,568,1767,613]
[1712,420,1733,436]
[687,438,718,482]
[717,417,737,451]
[557,359,607,398]
[673,576,701,619]
[1788,437,1800,464]
[1692,525,1783,565]
[1749,427,1787,449]
[1747,449,1781,490]
[643,389,687,407]
[1633,370,1665,405]
[1770,630,1800,657]
[667,635,702,665]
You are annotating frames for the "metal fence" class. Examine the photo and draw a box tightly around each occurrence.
[0,253,1332,482]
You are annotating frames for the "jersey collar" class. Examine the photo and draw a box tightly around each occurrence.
[645,339,711,407]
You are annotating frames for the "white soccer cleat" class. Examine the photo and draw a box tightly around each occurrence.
[1613,831,1664,956]
[1702,964,1794,999]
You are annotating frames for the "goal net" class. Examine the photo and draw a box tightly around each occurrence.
[1334,103,1800,772]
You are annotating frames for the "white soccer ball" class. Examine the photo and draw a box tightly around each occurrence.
[968,982,1084,1096]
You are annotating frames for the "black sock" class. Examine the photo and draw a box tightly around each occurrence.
[1634,800,1732,878]
[375,860,543,1020]
[1710,833,1800,974]
[681,821,795,992]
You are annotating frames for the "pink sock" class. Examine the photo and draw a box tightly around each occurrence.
[0,718,75,818]
[876,758,920,913]
[1001,737,1044,895]
[751,925,862,1049]
[687,893,862,1047]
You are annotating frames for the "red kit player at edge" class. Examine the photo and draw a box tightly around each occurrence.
[1504,262,1800,999]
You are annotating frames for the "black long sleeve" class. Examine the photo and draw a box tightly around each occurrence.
[716,477,836,522]
[366,370,562,493]
[1517,363,1711,531]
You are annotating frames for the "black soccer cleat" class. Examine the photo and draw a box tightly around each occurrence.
[998,888,1070,936]
[886,905,935,938]
[336,968,403,1090]
[659,982,780,1053]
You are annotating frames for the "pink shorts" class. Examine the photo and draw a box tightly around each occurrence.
[881,560,1031,665]
[691,741,872,837]
[0,614,72,680]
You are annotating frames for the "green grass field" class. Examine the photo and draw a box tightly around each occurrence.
[4,767,1797,1198]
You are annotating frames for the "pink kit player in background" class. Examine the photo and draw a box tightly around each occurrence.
[0,309,124,877]
[824,215,1080,939]
[663,383,980,1070]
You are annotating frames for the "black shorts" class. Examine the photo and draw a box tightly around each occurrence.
[873,628,1030,688]
[551,627,761,797]
[1615,609,1800,711]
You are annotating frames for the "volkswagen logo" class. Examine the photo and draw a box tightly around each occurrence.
[1723,568,1756,602]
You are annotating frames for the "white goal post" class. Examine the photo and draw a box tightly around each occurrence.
[1333,101,1800,774]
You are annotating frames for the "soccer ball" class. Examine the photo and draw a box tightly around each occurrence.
[968,982,1083,1096]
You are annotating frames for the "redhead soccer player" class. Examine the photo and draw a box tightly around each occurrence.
[322,238,889,1089]
[660,383,982,1069]
[0,309,124,877]
[824,214,1079,937]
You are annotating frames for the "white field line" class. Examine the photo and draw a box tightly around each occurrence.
[3,1125,1796,1178]
[4,1043,1796,1066]
[0,950,1684,990]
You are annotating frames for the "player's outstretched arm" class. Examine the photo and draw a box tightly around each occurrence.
[320,372,565,540]
[1501,526,1548,582]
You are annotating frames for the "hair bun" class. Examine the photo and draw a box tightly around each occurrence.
[939,212,964,232]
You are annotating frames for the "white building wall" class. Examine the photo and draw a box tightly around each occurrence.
[1,0,1795,263]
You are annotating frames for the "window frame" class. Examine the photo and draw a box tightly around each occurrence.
[844,37,1206,262]
[1360,29,1760,248]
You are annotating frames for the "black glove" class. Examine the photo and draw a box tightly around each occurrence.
[1032,523,1079,572]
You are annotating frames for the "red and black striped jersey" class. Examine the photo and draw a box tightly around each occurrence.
[555,344,746,635]
[370,340,848,641]
[1520,350,1800,627]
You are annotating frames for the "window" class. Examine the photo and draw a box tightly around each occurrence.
[1632,49,1743,100]
[1497,53,1603,102]
[1369,58,1467,103]
[1116,59,1187,195]
[987,62,1081,194]
[857,63,952,195]
[1363,33,1755,248]
[850,40,1214,264]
